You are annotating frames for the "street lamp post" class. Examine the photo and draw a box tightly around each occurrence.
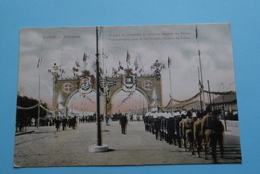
[95,26,102,146]
[89,26,109,152]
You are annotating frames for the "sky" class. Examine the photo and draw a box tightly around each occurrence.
[18,23,236,114]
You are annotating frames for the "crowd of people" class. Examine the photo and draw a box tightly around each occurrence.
[53,114,101,131]
[16,106,225,163]
[143,107,224,164]
[16,112,144,133]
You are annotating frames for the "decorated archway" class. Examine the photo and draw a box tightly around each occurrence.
[49,64,164,116]
[105,74,162,115]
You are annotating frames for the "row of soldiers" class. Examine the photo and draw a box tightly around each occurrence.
[143,107,224,163]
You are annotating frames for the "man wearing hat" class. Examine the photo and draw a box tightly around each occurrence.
[119,113,128,134]
[182,111,195,154]
[193,112,204,158]
[201,106,219,163]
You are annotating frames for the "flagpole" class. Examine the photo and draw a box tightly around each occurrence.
[38,74,40,128]
[196,25,205,111]
[207,80,212,108]
[168,57,173,114]
[102,48,105,77]
[52,81,54,118]
[37,58,41,128]
[143,95,145,115]
[198,67,203,112]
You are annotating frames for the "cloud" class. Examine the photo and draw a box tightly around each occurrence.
[17,24,236,112]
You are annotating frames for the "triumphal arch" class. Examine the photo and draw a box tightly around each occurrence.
[49,61,164,116]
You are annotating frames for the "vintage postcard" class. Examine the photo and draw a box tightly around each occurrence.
[14,23,241,167]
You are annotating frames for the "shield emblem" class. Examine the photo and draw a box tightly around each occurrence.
[125,75,134,85]
[122,74,136,92]
[81,77,90,91]
[79,76,93,94]
[143,80,153,90]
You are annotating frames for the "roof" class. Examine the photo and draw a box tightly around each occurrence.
[212,94,237,104]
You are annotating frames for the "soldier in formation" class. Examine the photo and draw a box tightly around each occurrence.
[182,111,195,154]
[193,112,203,158]
[143,107,224,164]
[201,107,225,163]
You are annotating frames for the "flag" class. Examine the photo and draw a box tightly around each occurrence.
[199,80,204,89]
[168,57,172,68]
[118,61,124,71]
[103,53,109,58]
[134,59,139,70]
[126,51,131,65]
[37,58,42,68]
[75,61,80,67]
[72,67,79,72]
[53,63,59,71]
[98,26,104,40]
[138,68,144,73]
[162,64,166,69]
[100,67,104,75]
[102,49,109,58]
[83,53,88,61]
[195,26,198,39]
[113,68,118,75]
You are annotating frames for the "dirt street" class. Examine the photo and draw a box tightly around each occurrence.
[14,121,241,167]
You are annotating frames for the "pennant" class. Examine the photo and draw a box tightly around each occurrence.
[83,53,88,61]
[126,51,131,60]
[168,57,172,68]
[100,67,104,75]
[195,26,198,39]
[98,26,104,40]
[102,51,109,59]
[75,61,80,67]
[199,80,204,89]
[72,67,79,72]
[37,58,42,68]
[118,61,124,71]
[138,68,144,73]
[126,51,131,66]
[113,68,118,75]
[162,64,166,69]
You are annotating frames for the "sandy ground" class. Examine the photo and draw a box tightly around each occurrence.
[14,121,242,167]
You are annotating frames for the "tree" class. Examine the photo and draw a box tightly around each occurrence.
[16,95,48,127]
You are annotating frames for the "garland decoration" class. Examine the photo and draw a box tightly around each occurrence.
[17,103,55,112]
[204,90,236,95]
[168,90,236,105]
[17,103,39,110]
